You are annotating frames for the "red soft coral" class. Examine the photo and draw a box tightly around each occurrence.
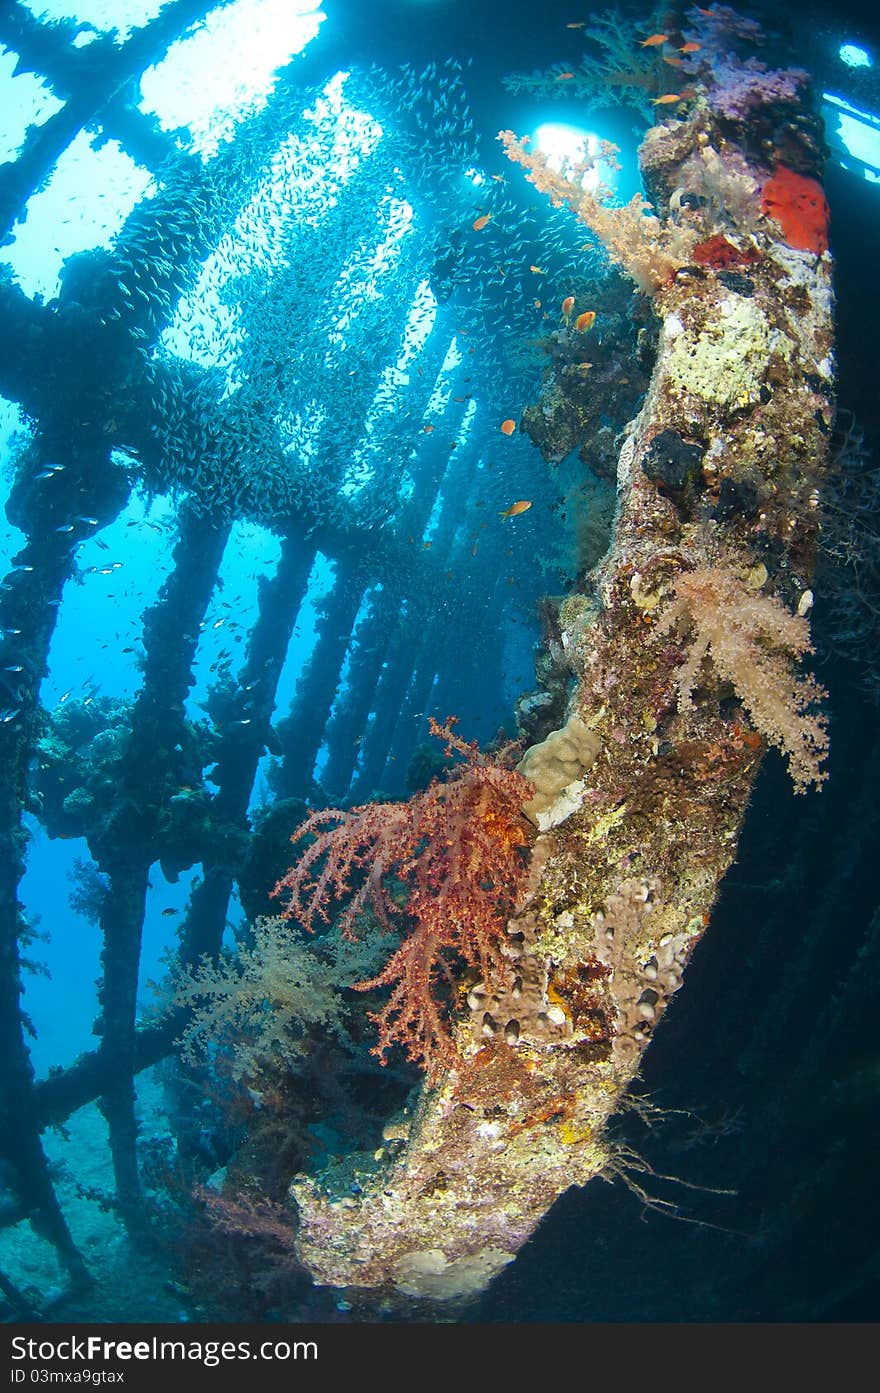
[271,719,534,1075]
[761,165,829,254]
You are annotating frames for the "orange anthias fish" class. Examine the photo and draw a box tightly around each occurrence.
[574,310,596,332]
[680,41,701,53]
[640,33,669,47]
[555,71,575,81]
[472,213,492,231]
[500,419,517,435]
[499,500,532,519]
[561,294,575,318]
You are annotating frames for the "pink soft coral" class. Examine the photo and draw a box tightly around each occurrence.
[271,719,534,1074]
[655,563,829,792]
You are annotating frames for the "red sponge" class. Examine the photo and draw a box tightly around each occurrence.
[761,165,829,254]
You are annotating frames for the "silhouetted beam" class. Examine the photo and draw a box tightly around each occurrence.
[0,0,228,95]
[131,530,321,1148]
[209,527,317,816]
[347,605,426,802]
[381,421,490,777]
[0,516,99,1283]
[88,505,229,1230]
[31,1018,175,1135]
[0,420,130,1273]
[368,537,511,793]
[0,1265,41,1319]
[95,860,150,1232]
[320,589,394,800]
[282,345,473,800]
[182,529,318,956]
[98,98,185,171]
[275,556,365,800]
[0,0,226,237]
[0,849,90,1283]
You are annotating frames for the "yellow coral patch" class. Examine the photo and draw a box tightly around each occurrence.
[586,803,627,844]
[560,1120,593,1146]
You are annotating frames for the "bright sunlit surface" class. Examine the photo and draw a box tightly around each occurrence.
[839,43,873,69]
[533,122,615,192]
[0,132,155,298]
[824,92,880,183]
[139,0,326,158]
[0,46,64,163]
[25,0,173,43]
[2,0,329,298]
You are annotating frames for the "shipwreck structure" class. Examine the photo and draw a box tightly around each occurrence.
[288,10,838,1305]
[0,0,561,1314]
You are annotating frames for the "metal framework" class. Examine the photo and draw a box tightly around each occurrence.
[0,0,541,1312]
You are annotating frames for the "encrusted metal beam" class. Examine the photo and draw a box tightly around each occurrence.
[289,58,835,1308]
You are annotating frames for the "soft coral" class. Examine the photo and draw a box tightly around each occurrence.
[271,719,534,1074]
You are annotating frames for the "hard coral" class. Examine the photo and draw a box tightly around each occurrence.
[517,711,601,828]
[271,719,534,1075]
[761,165,829,254]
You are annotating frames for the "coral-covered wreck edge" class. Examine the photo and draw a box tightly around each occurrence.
[290,68,835,1311]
